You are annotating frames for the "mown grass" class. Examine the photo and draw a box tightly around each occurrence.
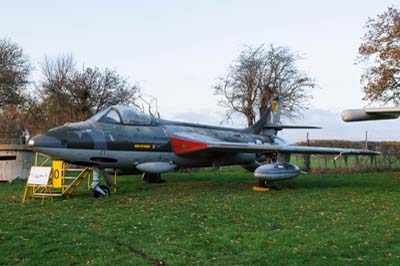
[1,170,400,265]
[291,154,400,172]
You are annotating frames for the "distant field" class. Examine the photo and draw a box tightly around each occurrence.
[1,170,400,265]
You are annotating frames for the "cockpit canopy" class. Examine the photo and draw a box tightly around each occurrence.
[89,106,153,126]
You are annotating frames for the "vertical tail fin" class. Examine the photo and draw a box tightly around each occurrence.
[250,96,282,135]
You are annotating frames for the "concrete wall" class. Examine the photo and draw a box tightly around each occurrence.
[0,145,35,182]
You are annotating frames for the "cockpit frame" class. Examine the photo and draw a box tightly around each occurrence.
[89,106,153,126]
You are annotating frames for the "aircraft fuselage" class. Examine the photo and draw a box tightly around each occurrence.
[31,118,281,172]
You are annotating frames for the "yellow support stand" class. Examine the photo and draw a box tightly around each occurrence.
[51,160,64,188]
[23,153,120,203]
[114,170,117,193]
[87,171,91,191]
[21,166,53,205]
[34,152,38,166]
[21,185,34,205]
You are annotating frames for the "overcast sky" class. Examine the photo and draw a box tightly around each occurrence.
[1,0,398,142]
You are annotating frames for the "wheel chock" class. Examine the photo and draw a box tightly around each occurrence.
[252,186,270,192]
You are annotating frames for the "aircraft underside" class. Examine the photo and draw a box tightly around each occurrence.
[35,147,257,171]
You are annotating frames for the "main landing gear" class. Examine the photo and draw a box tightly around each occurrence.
[253,179,281,191]
[142,173,166,183]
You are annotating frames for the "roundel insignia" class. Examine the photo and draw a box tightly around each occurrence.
[180,143,188,149]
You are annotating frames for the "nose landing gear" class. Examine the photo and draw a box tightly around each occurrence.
[90,167,111,198]
[93,184,110,198]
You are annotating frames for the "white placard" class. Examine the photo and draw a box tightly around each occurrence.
[27,166,51,185]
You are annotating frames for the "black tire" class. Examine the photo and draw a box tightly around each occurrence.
[257,180,281,190]
[142,173,166,183]
[258,179,267,187]
[93,185,110,198]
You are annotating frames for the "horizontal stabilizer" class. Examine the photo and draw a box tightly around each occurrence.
[263,124,322,130]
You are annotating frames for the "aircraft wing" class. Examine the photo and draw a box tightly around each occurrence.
[342,107,400,122]
[170,137,380,157]
[263,124,322,130]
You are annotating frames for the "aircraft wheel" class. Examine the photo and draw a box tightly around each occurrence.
[93,185,110,198]
[258,179,268,188]
[257,179,281,190]
[142,173,166,183]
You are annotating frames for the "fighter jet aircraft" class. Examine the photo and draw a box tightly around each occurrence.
[342,107,400,122]
[29,97,379,196]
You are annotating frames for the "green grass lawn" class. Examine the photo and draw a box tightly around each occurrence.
[1,170,400,265]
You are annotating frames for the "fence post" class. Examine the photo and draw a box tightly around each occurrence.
[355,155,360,171]
[303,132,311,171]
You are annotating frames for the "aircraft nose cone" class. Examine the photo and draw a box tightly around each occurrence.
[28,139,35,148]
[30,134,64,151]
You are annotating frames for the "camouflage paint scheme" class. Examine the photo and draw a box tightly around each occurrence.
[29,98,379,181]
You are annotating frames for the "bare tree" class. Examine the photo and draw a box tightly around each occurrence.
[69,67,142,117]
[39,54,76,126]
[38,55,146,128]
[214,44,316,126]
[0,39,31,108]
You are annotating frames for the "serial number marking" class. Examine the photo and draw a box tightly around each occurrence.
[134,144,151,149]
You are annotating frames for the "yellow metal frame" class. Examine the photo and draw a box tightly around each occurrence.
[21,179,54,205]
[35,152,50,167]
[114,170,117,192]
[62,166,92,197]
[51,160,63,188]
[23,153,119,204]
